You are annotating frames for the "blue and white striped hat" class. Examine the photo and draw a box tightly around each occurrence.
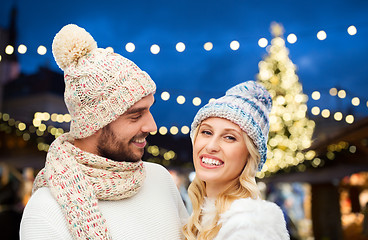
[190,81,272,171]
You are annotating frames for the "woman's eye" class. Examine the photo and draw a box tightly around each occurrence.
[225,136,236,141]
[201,130,212,135]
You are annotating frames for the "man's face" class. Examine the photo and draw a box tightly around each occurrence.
[97,94,157,162]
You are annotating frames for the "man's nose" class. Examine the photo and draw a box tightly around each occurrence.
[142,112,157,133]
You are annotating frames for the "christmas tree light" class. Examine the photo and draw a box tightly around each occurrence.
[256,22,315,176]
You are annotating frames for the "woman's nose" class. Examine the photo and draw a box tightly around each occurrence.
[205,136,220,153]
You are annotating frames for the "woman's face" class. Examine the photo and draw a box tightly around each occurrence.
[193,117,249,195]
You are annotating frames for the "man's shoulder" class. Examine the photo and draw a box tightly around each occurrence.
[22,188,63,227]
[143,161,166,169]
[21,187,72,239]
[143,161,171,176]
[25,187,58,210]
[142,162,178,191]
[29,187,54,202]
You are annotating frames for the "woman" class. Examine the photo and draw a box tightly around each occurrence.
[183,81,289,239]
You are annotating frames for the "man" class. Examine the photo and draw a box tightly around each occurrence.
[20,24,188,240]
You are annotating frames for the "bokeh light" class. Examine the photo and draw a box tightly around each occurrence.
[18,44,27,54]
[334,112,343,121]
[311,91,320,100]
[159,126,168,135]
[161,91,170,101]
[287,34,297,44]
[170,126,179,135]
[321,109,330,118]
[338,90,346,99]
[181,126,190,134]
[352,97,360,106]
[37,45,47,55]
[230,40,240,50]
[150,44,160,54]
[204,42,213,51]
[329,88,337,96]
[317,30,327,40]
[258,38,268,48]
[177,95,186,104]
[345,115,354,124]
[125,42,135,52]
[347,25,357,35]
[5,45,14,55]
[176,42,186,52]
[192,97,201,106]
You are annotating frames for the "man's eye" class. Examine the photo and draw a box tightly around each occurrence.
[131,114,142,120]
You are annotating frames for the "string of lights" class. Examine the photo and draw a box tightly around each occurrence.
[0,25,361,61]
[0,86,366,153]
[0,103,363,155]
[158,88,368,111]
[0,112,179,166]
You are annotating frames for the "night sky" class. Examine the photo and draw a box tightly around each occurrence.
[1,0,368,128]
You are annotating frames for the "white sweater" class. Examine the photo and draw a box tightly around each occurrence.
[202,198,290,240]
[20,162,189,240]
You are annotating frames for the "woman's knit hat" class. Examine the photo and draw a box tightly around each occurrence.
[52,24,156,139]
[190,81,272,171]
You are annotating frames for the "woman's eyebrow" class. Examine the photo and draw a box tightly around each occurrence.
[200,123,212,128]
[222,128,242,135]
[200,123,242,135]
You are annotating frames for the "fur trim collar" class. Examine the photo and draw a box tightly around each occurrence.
[215,198,290,240]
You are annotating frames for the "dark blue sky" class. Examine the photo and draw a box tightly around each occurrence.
[1,0,368,128]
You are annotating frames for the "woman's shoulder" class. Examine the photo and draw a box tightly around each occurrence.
[216,198,289,240]
[226,197,284,217]
[220,197,285,224]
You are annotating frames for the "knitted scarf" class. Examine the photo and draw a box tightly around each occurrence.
[33,133,146,239]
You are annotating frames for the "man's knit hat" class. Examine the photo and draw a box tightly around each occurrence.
[190,81,272,171]
[52,24,156,139]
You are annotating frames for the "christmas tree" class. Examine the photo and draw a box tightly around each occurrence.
[256,22,315,178]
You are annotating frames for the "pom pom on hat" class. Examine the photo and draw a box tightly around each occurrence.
[190,81,272,171]
[52,24,97,71]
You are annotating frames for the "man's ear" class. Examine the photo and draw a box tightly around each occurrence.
[94,128,102,137]
[74,128,102,154]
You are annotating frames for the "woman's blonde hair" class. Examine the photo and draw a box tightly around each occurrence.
[183,124,261,240]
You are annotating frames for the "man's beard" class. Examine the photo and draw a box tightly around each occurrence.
[97,125,147,162]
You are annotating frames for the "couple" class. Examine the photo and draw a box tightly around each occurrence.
[20,24,289,239]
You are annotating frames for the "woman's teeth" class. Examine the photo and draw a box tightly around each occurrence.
[201,157,223,166]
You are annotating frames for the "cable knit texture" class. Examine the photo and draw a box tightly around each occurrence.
[52,24,156,139]
[32,133,146,239]
[190,81,272,171]
[200,198,290,240]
